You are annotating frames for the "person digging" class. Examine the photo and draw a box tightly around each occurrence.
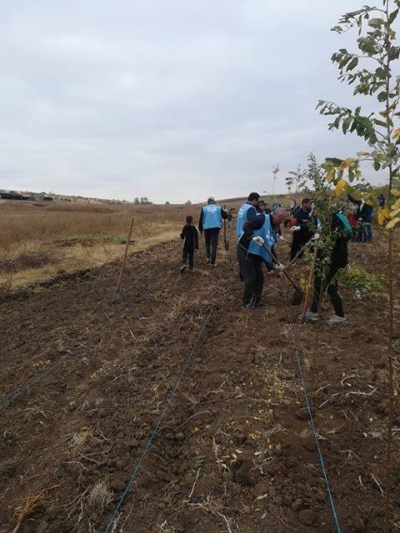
[236,193,287,310]
[302,212,350,326]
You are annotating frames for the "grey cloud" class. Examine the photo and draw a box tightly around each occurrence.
[0,0,383,203]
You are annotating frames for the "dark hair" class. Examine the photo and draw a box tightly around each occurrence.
[248,192,260,202]
[186,215,193,224]
[301,197,311,205]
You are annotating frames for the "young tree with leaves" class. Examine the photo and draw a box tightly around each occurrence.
[316,2,399,530]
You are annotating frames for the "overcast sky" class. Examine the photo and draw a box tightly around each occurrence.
[0,1,393,203]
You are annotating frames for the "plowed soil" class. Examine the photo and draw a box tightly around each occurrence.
[0,232,399,533]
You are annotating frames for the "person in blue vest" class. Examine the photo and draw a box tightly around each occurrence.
[236,192,282,310]
[199,197,230,266]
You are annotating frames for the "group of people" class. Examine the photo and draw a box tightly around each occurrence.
[345,194,374,244]
[179,196,231,272]
[179,190,373,325]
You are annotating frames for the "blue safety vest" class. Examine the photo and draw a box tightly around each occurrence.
[236,203,253,236]
[202,204,222,229]
[237,203,274,264]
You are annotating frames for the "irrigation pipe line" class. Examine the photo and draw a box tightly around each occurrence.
[103,303,215,533]
[0,296,144,413]
[280,280,342,533]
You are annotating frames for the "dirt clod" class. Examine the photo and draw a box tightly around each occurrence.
[299,509,317,526]
[291,498,303,512]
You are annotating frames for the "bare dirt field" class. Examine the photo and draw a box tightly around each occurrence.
[0,215,399,532]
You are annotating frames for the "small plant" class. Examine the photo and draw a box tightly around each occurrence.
[190,453,206,475]
[338,266,385,292]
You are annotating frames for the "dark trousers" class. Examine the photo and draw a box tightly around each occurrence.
[237,246,264,304]
[290,234,308,261]
[182,247,194,269]
[356,222,372,243]
[266,246,276,271]
[204,228,220,264]
[310,264,345,317]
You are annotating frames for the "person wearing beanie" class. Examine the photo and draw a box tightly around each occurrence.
[198,197,230,266]
[180,215,199,272]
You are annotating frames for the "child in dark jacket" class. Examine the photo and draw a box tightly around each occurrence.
[180,216,199,272]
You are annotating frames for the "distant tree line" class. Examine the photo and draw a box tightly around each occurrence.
[134,197,152,204]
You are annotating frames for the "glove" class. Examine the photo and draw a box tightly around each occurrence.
[279,235,284,241]
[252,236,264,245]
[291,226,301,232]
[274,263,285,271]
[313,233,320,240]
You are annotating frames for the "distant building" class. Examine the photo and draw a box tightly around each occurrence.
[0,190,26,200]
[0,189,53,201]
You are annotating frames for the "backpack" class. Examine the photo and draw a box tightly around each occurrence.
[335,212,353,241]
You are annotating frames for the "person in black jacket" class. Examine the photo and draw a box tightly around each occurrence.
[347,193,374,243]
[290,198,315,260]
[180,216,199,272]
[303,214,349,325]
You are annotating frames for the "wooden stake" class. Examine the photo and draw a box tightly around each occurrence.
[113,217,135,301]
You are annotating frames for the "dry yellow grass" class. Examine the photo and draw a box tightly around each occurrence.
[0,201,191,289]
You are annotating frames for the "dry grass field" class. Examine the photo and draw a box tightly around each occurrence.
[0,200,191,290]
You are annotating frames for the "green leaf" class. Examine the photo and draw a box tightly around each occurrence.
[389,46,400,60]
[347,57,359,71]
[368,17,384,27]
[343,117,353,134]
[377,91,388,102]
[375,67,387,79]
[389,8,399,24]
[325,158,344,167]
[374,159,381,171]
[374,119,388,128]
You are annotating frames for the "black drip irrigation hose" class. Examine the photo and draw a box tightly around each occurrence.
[103,303,215,533]
[0,296,144,413]
[279,279,342,533]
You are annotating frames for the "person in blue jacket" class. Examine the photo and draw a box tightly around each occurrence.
[199,197,230,266]
[236,192,284,310]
